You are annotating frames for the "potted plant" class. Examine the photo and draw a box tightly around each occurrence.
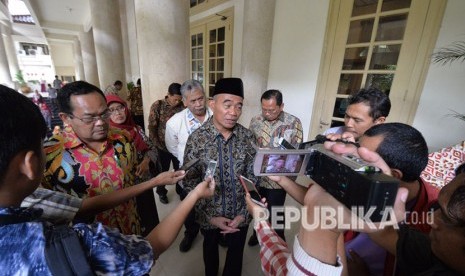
[432,41,465,122]
[15,70,31,94]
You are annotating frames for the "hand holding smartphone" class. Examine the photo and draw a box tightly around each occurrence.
[238,175,266,208]
[279,137,295,149]
[204,160,218,180]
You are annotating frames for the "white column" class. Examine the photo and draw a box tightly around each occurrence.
[79,29,99,86]
[73,38,85,81]
[90,0,125,89]
[121,0,140,83]
[0,31,13,87]
[1,24,19,82]
[119,0,131,83]
[135,0,189,129]
[239,0,276,123]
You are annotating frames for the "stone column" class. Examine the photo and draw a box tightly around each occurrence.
[135,0,189,130]
[90,0,125,89]
[121,0,140,82]
[73,38,85,81]
[79,29,99,86]
[1,24,19,82]
[0,31,13,87]
[239,0,276,123]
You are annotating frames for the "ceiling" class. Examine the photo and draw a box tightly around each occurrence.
[25,0,90,42]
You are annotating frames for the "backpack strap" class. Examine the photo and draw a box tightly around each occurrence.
[44,224,95,276]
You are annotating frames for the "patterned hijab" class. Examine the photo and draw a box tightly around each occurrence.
[105,95,149,154]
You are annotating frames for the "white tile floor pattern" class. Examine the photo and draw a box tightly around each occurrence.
[149,177,310,276]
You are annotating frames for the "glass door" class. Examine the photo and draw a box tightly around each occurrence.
[190,11,232,97]
[310,0,445,136]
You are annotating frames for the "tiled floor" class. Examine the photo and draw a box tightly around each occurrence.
[149,177,310,276]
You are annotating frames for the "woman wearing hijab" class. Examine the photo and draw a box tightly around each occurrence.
[106,94,161,235]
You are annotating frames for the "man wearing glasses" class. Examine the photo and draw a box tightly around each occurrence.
[247,89,303,246]
[41,81,143,235]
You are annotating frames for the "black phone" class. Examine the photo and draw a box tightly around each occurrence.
[179,158,200,172]
[279,137,295,149]
[238,175,266,207]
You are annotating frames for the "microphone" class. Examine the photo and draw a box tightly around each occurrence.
[314,134,360,147]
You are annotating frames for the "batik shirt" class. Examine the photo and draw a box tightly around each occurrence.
[128,86,144,116]
[249,111,303,189]
[0,207,153,276]
[148,97,184,151]
[42,125,141,235]
[104,84,119,96]
[183,118,258,229]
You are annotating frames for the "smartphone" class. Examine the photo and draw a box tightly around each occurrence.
[204,160,218,180]
[279,137,295,149]
[179,158,200,172]
[238,175,266,208]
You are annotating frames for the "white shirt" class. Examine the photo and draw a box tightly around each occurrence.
[165,107,213,165]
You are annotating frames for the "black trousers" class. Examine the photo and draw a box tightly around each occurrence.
[135,188,159,236]
[259,187,287,241]
[156,149,179,196]
[179,186,200,239]
[201,226,248,276]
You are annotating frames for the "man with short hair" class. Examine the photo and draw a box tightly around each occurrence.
[270,123,440,275]
[165,79,213,252]
[248,89,303,245]
[344,123,439,275]
[249,142,465,275]
[42,81,142,235]
[53,75,62,90]
[324,87,391,140]
[0,84,216,275]
[148,83,184,204]
[47,83,58,109]
[183,78,257,276]
[104,80,123,96]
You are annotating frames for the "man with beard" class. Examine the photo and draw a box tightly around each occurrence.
[165,79,213,252]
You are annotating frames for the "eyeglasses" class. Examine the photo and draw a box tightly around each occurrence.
[109,106,125,114]
[68,111,111,124]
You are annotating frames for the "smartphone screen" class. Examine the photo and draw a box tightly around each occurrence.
[239,175,266,207]
[204,160,218,180]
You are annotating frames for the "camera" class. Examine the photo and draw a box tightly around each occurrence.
[303,144,399,222]
[253,143,399,222]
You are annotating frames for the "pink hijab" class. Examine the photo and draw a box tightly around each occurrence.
[106,95,149,154]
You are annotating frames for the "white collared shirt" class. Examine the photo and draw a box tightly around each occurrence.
[165,107,213,165]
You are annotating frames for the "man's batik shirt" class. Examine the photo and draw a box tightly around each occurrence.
[249,111,303,189]
[183,118,258,229]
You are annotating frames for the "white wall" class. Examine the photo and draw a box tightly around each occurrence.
[413,0,465,152]
[266,0,329,140]
[49,42,75,78]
